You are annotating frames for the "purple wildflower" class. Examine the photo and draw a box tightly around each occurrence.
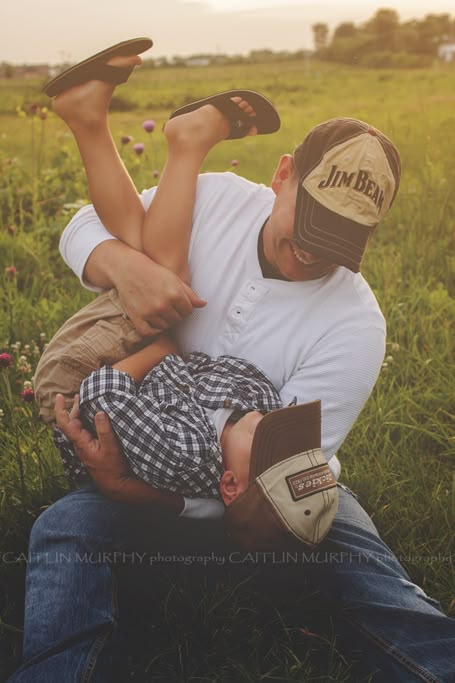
[21,388,35,403]
[142,120,156,133]
[0,353,14,368]
[133,143,145,156]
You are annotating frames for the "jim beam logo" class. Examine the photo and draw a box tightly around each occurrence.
[286,464,336,502]
[318,164,385,212]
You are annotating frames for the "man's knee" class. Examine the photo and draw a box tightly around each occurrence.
[29,488,122,551]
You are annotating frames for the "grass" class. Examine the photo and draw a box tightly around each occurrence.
[0,58,454,681]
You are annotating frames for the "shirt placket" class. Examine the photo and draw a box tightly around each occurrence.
[221,280,269,349]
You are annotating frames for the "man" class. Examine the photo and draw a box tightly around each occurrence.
[9,118,455,681]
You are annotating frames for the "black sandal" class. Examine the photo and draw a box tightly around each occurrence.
[169,89,280,139]
[43,37,153,97]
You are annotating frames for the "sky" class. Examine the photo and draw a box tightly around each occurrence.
[0,0,453,65]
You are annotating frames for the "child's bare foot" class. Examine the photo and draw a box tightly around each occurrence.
[163,96,258,158]
[52,55,142,131]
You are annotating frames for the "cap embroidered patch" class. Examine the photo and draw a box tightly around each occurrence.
[286,464,336,502]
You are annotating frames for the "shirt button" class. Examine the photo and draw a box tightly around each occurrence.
[223,399,232,408]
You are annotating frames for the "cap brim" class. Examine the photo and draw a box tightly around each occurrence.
[249,401,321,483]
[294,184,373,273]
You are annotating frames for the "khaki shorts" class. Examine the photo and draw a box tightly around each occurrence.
[34,288,149,424]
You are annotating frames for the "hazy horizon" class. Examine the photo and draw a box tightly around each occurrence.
[1,0,454,65]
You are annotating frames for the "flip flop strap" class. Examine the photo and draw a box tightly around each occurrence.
[57,63,134,92]
[214,97,255,139]
[89,63,134,86]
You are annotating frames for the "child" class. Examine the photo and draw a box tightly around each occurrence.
[35,42,283,507]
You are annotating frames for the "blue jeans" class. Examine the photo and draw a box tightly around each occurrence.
[8,485,455,682]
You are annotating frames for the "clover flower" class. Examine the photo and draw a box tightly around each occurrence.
[121,135,132,145]
[153,170,160,178]
[0,353,14,368]
[27,102,40,116]
[133,143,145,156]
[142,120,156,133]
[18,356,32,373]
[5,265,17,277]
[21,388,35,403]
[231,159,239,167]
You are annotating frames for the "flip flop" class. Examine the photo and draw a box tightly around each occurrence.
[168,90,281,139]
[43,37,153,98]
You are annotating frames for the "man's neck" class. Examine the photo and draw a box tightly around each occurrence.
[257,220,290,281]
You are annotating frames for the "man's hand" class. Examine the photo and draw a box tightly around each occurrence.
[55,394,132,499]
[55,394,184,512]
[85,243,207,337]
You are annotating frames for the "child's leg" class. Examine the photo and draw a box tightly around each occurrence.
[34,290,148,424]
[52,55,145,251]
[142,99,258,284]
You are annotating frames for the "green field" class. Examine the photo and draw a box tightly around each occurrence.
[0,60,454,681]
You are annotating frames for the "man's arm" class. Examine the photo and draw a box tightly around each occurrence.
[59,205,206,337]
[279,327,386,466]
[55,395,224,519]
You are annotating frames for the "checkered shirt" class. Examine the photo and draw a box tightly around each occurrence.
[54,352,282,498]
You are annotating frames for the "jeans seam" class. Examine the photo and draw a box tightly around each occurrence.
[342,612,442,683]
[81,571,119,682]
[81,626,112,683]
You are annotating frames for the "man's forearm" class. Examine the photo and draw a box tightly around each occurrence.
[105,473,184,514]
[83,239,136,289]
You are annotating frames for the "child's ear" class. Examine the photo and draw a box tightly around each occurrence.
[219,470,240,506]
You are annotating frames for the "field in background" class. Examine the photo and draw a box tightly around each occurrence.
[0,60,454,680]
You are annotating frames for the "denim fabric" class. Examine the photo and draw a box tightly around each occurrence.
[8,485,455,682]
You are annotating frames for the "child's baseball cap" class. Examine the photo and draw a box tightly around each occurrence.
[293,117,401,272]
[224,400,338,550]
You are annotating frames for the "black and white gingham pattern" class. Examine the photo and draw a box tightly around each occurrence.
[54,352,282,498]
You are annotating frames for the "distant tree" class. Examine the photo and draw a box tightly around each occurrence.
[312,23,329,52]
[1,62,14,78]
[399,20,421,54]
[364,8,400,35]
[333,22,358,41]
[364,8,400,50]
[249,49,276,62]
[415,13,452,55]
